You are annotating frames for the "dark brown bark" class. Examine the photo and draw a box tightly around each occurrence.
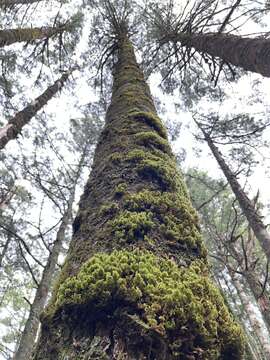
[0,26,65,48]
[33,35,243,360]
[0,70,71,150]
[164,31,270,77]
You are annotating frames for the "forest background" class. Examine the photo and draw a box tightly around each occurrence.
[1,0,270,359]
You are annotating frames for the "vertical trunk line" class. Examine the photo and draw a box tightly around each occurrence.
[202,129,270,262]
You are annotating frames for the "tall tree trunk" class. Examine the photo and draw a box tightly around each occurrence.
[1,0,40,7]
[13,147,87,360]
[0,25,65,48]
[231,275,270,359]
[0,232,12,267]
[227,242,270,331]
[0,70,71,150]
[200,128,270,264]
[162,32,270,77]
[33,34,243,359]
[214,272,261,360]
[13,185,75,360]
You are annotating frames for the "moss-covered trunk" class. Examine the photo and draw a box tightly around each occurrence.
[162,32,270,77]
[33,35,243,360]
[0,25,64,48]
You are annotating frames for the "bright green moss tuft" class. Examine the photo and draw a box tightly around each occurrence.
[55,250,244,359]
[134,131,171,154]
[128,110,168,139]
[123,190,205,254]
[108,210,154,243]
[137,155,181,192]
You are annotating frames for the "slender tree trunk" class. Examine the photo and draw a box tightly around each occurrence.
[0,70,71,150]
[0,26,66,48]
[0,232,12,267]
[227,243,270,331]
[33,34,243,359]
[1,0,40,7]
[13,148,88,360]
[163,32,270,77]
[201,129,270,263]
[13,187,75,360]
[231,275,270,359]
[214,272,261,360]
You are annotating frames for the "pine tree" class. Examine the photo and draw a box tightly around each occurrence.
[161,32,270,77]
[0,70,73,150]
[0,24,69,48]
[197,122,270,265]
[33,12,244,359]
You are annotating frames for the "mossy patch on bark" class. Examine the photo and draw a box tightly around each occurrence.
[128,110,168,139]
[51,250,244,359]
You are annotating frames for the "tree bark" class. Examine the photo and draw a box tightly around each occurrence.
[231,275,270,359]
[33,34,243,360]
[202,130,270,263]
[227,243,270,331]
[0,25,66,48]
[0,70,71,150]
[214,272,262,360]
[163,31,270,77]
[0,0,40,7]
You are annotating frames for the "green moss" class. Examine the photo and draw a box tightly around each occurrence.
[125,149,146,162]
[99,202,119,217]
[109,152,123,164]
[122,190,205,254]
[134,131,171,154]
[54,250,244,359]
[128,111,168,139]
[108,210,154,243]
[114,183,128,198]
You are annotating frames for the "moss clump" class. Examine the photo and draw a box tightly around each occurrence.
[128,110,168,140]
[99,202,119,217]
[108,210,154,243]
[55,250,244,359]
[123,190,205,255]
[124,149,185,193]
[114,183,128,198]
[137,154,181,192]
[125,149,146,162]
[134,131,171,154]
[109,152,122,164]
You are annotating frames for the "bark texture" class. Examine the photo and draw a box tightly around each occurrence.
[0,0,40,7]
[231,276,270,359]
[33,35,243,360]
[0,71,71,150]
[0,26,65,48]
[228,244,270,331]
[203,132,270,264]
[164,32,270,77]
